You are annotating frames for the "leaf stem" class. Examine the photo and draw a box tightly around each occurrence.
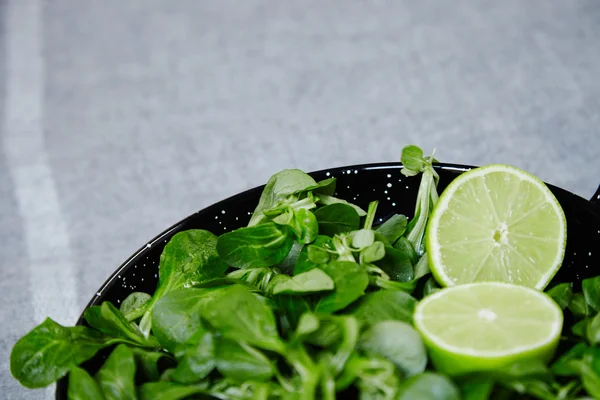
[363,201,379,231]
[284,343,319,400]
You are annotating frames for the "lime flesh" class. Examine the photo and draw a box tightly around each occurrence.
[413,282,563,376]
[427,164,567,290]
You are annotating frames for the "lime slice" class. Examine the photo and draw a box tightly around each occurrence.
[413,282,563,376]
[427,164,566,290]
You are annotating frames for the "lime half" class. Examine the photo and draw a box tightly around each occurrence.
[413,282,563,376]
[427,164,566,290]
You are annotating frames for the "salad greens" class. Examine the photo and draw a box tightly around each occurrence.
[9,145,600,399]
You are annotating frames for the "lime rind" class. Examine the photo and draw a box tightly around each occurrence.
[413,282,564,376]
[414,282,563,357]
[426,164,567,290]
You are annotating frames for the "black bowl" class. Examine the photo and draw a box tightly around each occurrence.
[55,162,600,398]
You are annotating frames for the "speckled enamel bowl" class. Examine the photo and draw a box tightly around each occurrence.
[55,162,600,398]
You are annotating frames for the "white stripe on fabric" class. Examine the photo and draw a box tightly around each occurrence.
[2,0,79,334]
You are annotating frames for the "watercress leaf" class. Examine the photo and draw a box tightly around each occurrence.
[584,346,600,371]
[587,313,600,345]
[84,301,158,347]
[277,170,320,197]
[210,379,283,399]
[400,145,426,173]
[315,261,370,313]
[249,169,318,226]
[295,235,332,274]
[362,201,379,231]
[139,381,209,400]
[67,367,104,400]
[459,378,494,400]
[579,349,600,396]
[293,312,320,340]
[374,277,418,293]
[305,318,343,348]
[583,276,600,312]
[293,208,319,244]
[414,252,431,279]
[375,245,414,282]
[217,222,294,269]
[396,372,461,400]
[153,229,228,307]
[334,354,381,391]
[359,320,427,377]
[10,318,108,388]
[556,381,584,399]
[171,332,215,384]
[215,339,274,382]
[249,382,273,400]
[131,347,174,382]
[392,236,418,265]
[355,357,401,399]
[375,214,408,244]
[327,316,360,375]
[306,318,359,378]
[423,277,442,296]
[276,241,304,275]
[400,168,420,177]
[152,287,224,352]
[265,273,287,292]
[501,379,556,400]
[201,284,285,353]
[546,283,573,310]
[361,241,386,264]
[160,368,176,382]
[317,194,367,217]
[271,268,335,295]
[282,342,320,397]
[552,342,588,376]
[314,203,361,236]
[271,208,294,225]
[459,359,552,395]
[578,362,600,398]
[405,167,439,255]
[273,295,311,337]
[226,267,275,291]
[120,292,152,321]
[307,245,331,265]
[320,358,336,400]
[373,232,392,247]
[351,289,417,326]
[291,178,335,196]
[192,277,248,289]
[312,178,337,196]
[570,293,591,319]
[352,229,375,249]
[331,235,357,263]
[95,344,136,400]
[494,358,553,382]
[573,318,590,339]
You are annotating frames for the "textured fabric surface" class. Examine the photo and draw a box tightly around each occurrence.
[1,0,600,398]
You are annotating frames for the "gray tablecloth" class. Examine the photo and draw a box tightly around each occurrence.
[2,0,600,398]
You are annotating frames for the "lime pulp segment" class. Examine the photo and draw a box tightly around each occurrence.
[413,282,563,376]
[426,164,567,290]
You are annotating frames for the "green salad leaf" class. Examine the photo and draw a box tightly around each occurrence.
[217,223,294,269]
[67,367,104,400]
[95,344,137,400]
[11,318,112,388]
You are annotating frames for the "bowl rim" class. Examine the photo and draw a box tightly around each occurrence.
[56,161,600,399]
[72,161,468,324]
[72,161,600,326]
